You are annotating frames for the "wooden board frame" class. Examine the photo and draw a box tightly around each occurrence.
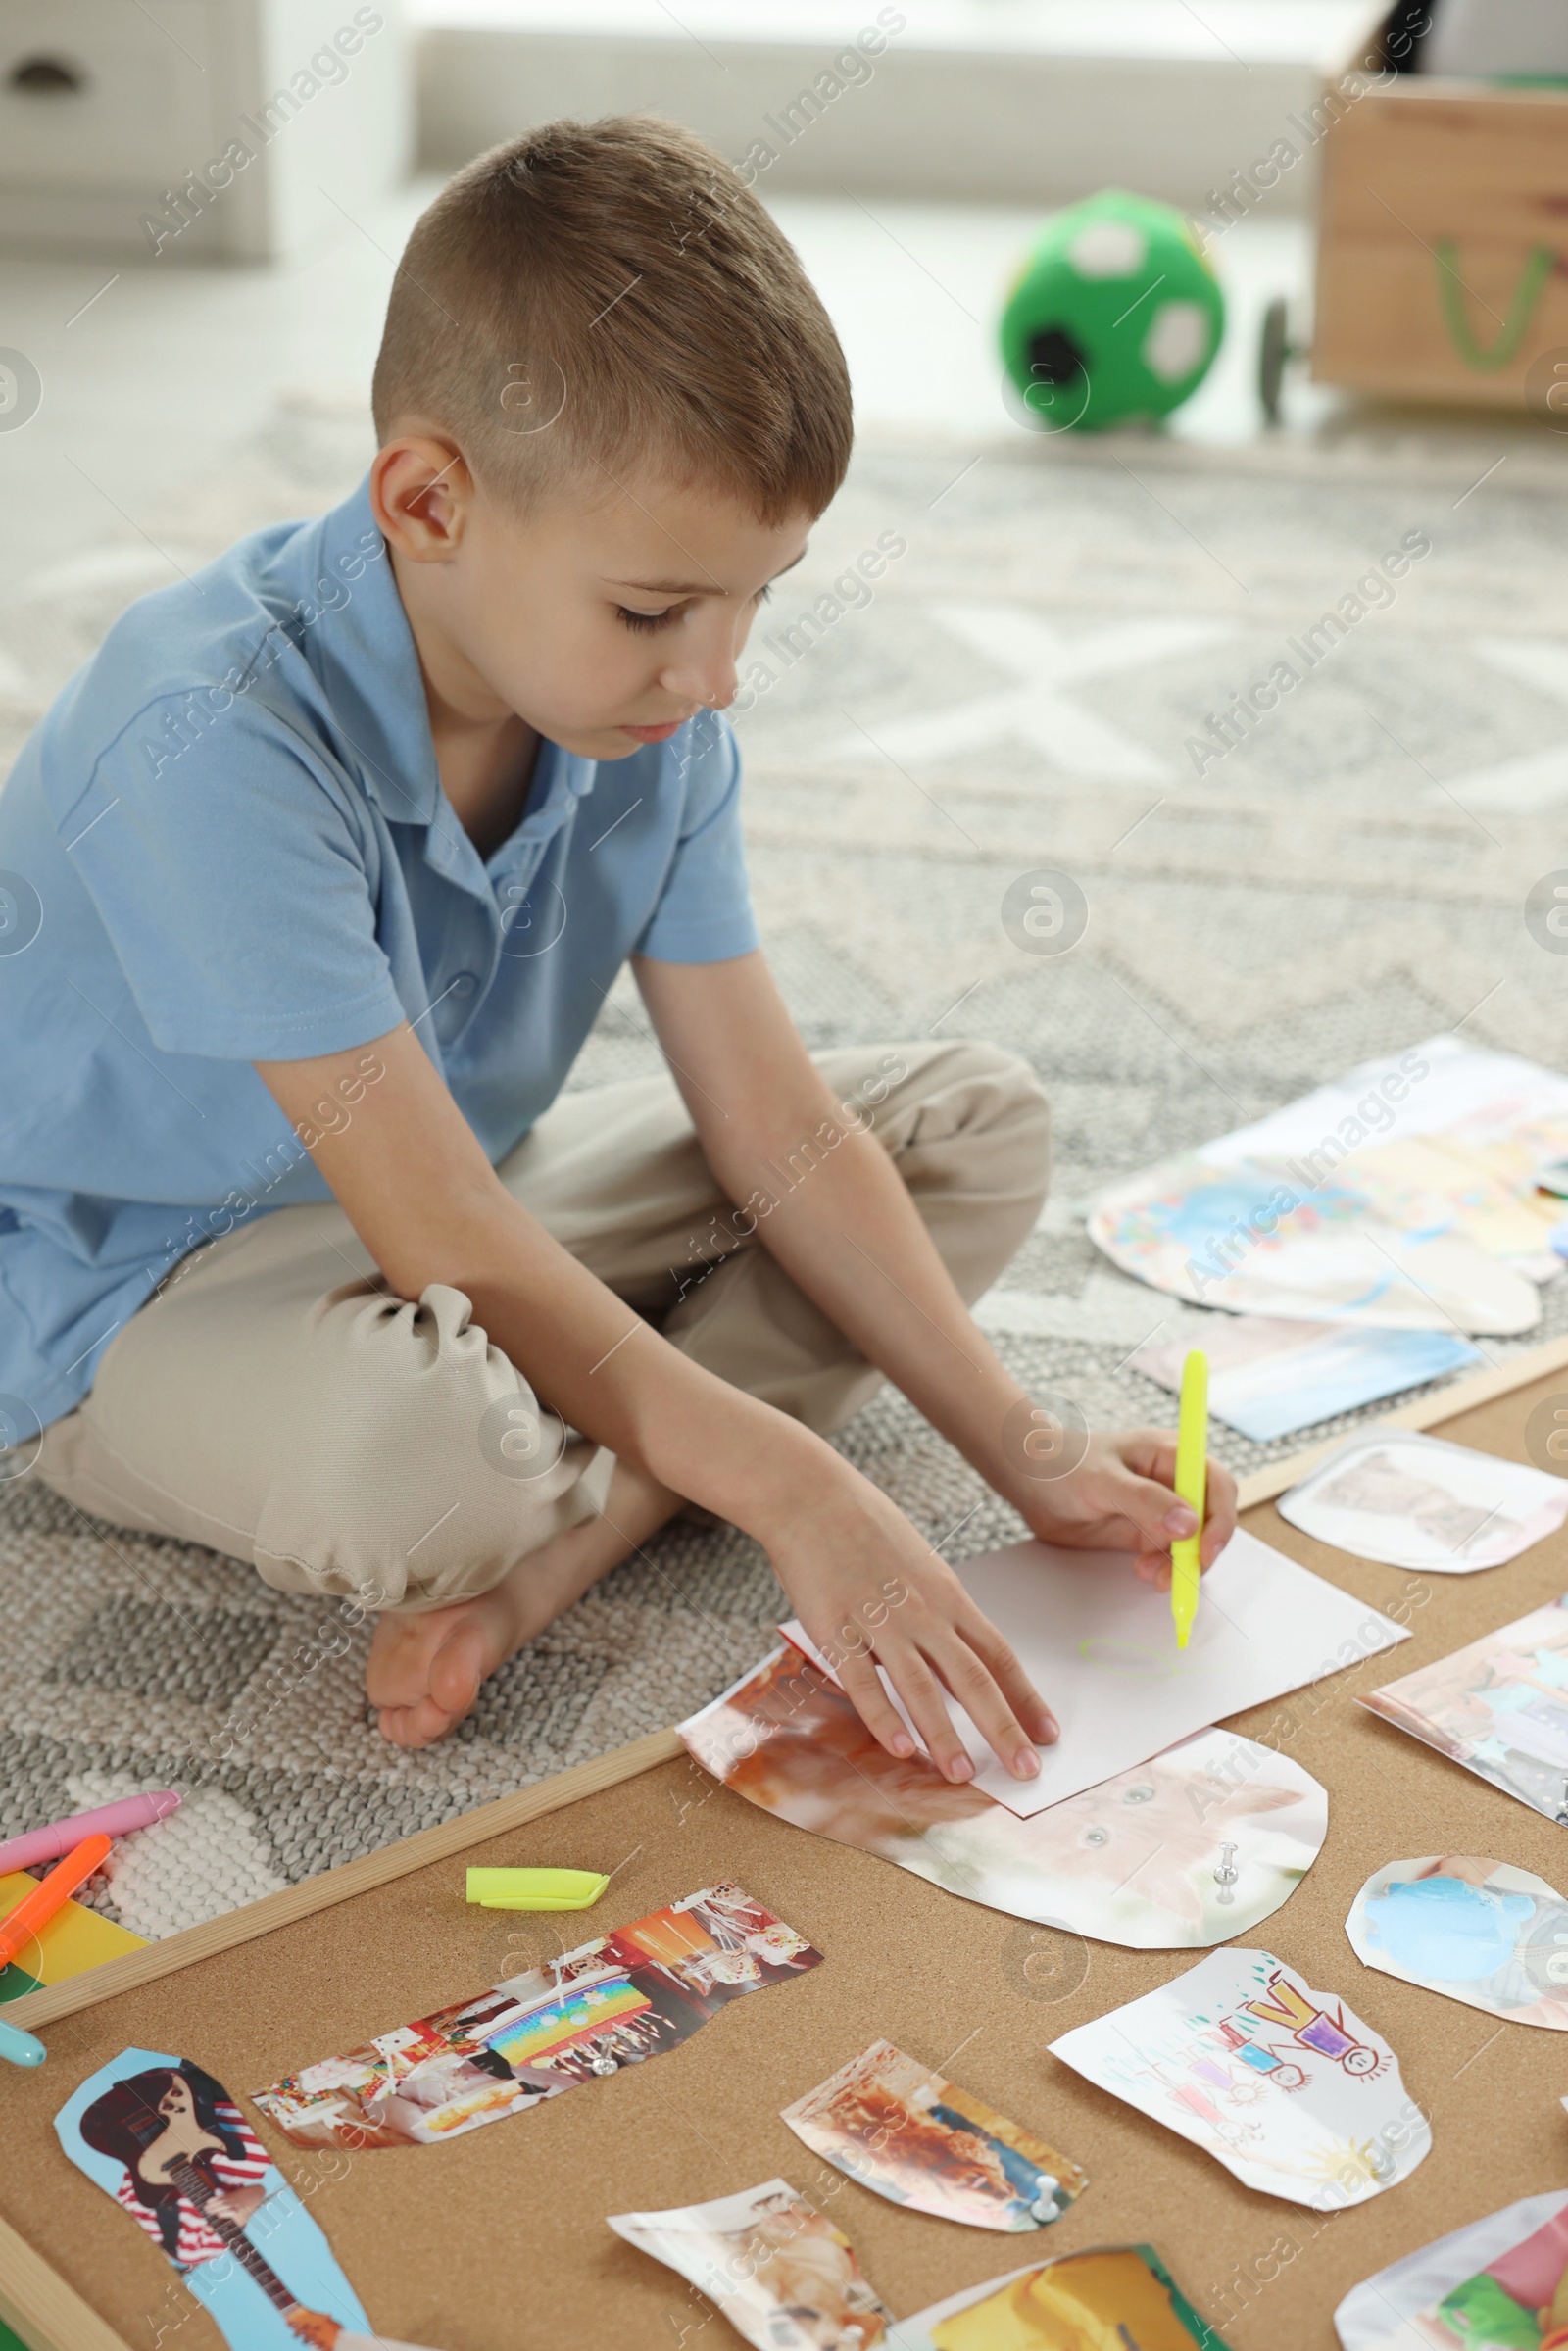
[6,1331,1568,2351]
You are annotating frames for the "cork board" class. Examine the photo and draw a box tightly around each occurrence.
[7,1341,1568,2351]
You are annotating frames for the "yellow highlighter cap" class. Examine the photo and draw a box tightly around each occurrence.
[465,1867,609,1912]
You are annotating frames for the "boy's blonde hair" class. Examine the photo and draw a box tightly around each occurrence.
[372,115,854,520]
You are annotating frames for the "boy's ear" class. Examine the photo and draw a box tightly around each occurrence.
[370,435,474,563]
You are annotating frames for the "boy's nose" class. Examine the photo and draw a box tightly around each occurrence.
[660,646,738,712]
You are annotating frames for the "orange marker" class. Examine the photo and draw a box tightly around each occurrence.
[0,1833,112,1972]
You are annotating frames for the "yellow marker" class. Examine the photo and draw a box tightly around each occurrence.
[1170,1349,1208,1650]
[465,1867,608,1912]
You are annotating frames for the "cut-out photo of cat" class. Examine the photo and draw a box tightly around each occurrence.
[781,2039,1086,2232]
[1348,1855,1568,2030]
[608,2179,890,2351]
[682,1645,1325,1950]
[1280,1428,1568,1573]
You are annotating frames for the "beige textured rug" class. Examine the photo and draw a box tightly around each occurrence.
[6,389,1567,1940]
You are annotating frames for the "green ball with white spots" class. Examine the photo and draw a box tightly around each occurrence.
[1000,188,1224,432]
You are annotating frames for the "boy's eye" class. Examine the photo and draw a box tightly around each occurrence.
[615,605,680,633]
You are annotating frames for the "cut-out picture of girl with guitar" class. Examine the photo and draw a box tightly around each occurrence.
[55,2046,442,2351]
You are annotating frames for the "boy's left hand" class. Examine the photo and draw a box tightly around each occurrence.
[1011,1429,1238,1592]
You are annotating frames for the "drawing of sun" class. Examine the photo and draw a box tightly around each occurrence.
[1299,2137,1392,2196]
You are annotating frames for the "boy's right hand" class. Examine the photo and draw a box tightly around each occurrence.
[761,1465,1057,1785]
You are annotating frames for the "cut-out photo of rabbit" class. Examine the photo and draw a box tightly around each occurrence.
[1347,1855,1568,2030]
[682,1646,1325,1949]
[781,2039,1086,2232]
[608,2179,891,2350]
[1050,1949,1430,2211]
[1279,1429,1568,1573]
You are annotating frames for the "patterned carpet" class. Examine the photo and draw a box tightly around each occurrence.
[6,389,1568,1941]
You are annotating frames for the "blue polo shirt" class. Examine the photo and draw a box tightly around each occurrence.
[0,478,759,1438]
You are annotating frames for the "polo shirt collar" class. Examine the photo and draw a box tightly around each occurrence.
[308,476,441,829]
[492,737,600,868]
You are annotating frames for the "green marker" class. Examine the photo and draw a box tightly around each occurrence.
[465,1867,609,1912]
[1170,1349,1207,1650]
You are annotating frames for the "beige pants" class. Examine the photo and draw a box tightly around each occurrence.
[38,1041,1050,1613]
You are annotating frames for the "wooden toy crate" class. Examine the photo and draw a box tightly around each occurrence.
[1312,3,1568,408]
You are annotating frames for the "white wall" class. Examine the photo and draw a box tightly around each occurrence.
[416,5,1370,210]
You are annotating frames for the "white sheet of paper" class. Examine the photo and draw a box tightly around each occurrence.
[1279,1427,1568,1571]
[781,1526,1408,1816]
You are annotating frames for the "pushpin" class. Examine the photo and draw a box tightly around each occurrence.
[1214,1841,1239,1905]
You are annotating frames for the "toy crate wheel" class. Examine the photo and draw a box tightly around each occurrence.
[1259,295,1294,425]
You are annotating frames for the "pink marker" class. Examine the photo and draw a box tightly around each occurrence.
[0,1790,180,1876]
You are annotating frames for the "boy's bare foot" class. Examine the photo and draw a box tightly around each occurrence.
[367,1461,681,1748]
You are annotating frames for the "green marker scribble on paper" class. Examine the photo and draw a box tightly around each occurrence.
[1077,1639,1203,1679]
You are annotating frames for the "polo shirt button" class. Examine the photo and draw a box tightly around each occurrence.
[450,972,477,998]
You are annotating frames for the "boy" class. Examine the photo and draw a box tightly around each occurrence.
[0,118,1233,1771]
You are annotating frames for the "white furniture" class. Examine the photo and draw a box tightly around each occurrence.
[0,0,411,259]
